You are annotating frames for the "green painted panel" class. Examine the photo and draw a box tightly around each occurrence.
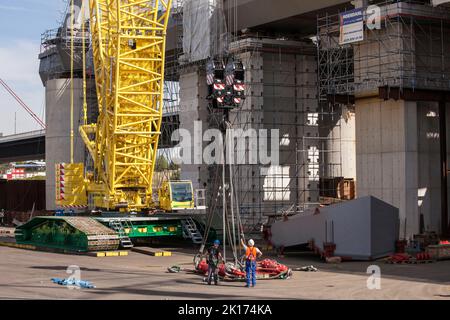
[123,223,182,238]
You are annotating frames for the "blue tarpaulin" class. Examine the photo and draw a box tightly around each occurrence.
[51,278,96,289]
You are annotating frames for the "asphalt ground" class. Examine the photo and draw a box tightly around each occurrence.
[0,243,449,300]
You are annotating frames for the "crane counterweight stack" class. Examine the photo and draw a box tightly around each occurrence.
[55,163,87,208]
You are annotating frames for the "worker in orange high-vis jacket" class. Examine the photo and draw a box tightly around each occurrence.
[241,237,262,287]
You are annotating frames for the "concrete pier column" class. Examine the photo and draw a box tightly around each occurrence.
[178,66,210,191]
[356,98,419,238]
[45,78,85,210]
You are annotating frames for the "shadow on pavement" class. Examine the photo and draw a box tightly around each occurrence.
[273,251,450,286]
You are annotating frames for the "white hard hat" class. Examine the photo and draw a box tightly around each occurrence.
[248,239,255,247]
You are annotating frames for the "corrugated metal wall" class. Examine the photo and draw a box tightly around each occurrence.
[0,179,46,211]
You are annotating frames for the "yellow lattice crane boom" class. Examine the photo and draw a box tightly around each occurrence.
[74,0,173,211]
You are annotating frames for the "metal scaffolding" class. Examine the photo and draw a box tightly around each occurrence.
[168,1,357,235]
[201,36,349,236]
[317,0,450,97]
[317,0,450,236]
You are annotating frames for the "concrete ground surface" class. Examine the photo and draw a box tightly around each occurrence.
[0,245,449,300]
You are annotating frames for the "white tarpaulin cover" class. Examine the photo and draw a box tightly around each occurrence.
[270,196,399,260]
[183,0,227,62]
[432,0,450,6]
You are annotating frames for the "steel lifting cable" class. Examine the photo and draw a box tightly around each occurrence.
[226,120,239,264]
[225,117,245,260]
[81,0,88,126]
[70,0,75,164]
[199,110,228,254]
[221,120,227,261]
[195,166,223,268]
[234,182,245,262]
[199,169,220,251]
[223,118,239,264]
[199,118,238,263]
[230,127,244,256]
[234,0,237,43]
[225,199,239,263]
[192,115,292,279]
[199,0,242,260]
[198,118,225,253]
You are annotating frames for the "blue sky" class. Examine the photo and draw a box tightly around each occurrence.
[0,0,67,135]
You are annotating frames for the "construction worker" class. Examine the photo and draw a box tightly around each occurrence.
[206,239,223,285]
[241,238,262,288]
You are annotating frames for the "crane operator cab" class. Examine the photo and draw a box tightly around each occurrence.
[159,180,195,212]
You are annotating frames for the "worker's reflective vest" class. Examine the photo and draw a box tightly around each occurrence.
[246,247,257,261]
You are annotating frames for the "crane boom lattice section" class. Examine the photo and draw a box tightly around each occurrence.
[80,0,173,210]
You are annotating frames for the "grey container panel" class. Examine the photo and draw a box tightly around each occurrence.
[270,196,399,260]
[370,197,399,259]
[327,197,372,259]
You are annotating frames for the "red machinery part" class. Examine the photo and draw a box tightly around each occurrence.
[322,242,337,258]
[196,259,290,280]
[415,252,431,261]
[389,253,410,262]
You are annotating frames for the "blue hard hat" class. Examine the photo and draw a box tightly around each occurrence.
[214,240,220,245]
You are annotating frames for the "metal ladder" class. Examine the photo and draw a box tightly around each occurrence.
[182,218,203,244]
[109,220,134,248]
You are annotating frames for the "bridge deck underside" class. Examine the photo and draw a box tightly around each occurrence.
[0,136,45,163]
[0,114,178,164]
